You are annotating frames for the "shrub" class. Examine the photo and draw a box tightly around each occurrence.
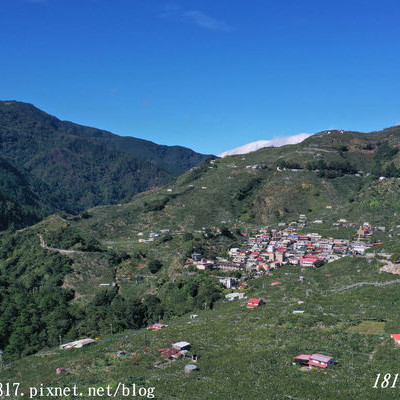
[148,259,163,274]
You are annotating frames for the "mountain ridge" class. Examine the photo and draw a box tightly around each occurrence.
[62,124,400,238]
[0,100,211,228]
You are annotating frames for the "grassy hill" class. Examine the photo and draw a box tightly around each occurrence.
[56,125,400,245]
[2,256,400,399]
[2,125,400,398]
[0,101,210,227]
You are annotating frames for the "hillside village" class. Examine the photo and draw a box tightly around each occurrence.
[184,220,383,285]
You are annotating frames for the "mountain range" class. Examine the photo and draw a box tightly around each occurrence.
[64,125,400,239]
[0,101,211,229]
[1,113,400,396]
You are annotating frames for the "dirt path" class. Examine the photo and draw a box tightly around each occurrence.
[331,279,400,293]
[39,234,83,255]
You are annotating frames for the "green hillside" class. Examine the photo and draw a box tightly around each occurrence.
[2,126,400,398]
[0,156,60,230]
[60,126,400,244]
[0,219,228,361]
[2,256,400,400]
[77,129,210,176]
[0,101,210,226]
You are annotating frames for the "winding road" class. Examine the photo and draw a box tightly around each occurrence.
[39,234,82,254]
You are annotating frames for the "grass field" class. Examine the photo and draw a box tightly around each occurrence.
[4,255,400,399]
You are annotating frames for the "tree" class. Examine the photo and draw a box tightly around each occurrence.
[313,260,325,268]
[148,259,163,274]
[391,253,400,263]
[220,227,234,239]
[233,270,242,279]
[143,295,164,322]
[125,297,146,329]
[183,232,194,241]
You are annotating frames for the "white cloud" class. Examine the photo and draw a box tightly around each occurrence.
[219,133,312,157]
[160,4,232,32]
[182,10,232,32]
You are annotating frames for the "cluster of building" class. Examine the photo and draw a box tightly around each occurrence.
[138,230,171,244]
[187,223,376,281]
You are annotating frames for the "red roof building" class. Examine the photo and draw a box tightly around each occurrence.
[391,334,400,342]
[294,354,311,365]
[158,347,183,359]
[247,298,265,308]
[147,323,166,330]
[309,354,335,368]
[294,353,335,368]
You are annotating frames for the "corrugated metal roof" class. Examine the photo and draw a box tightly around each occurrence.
[294,354,310,360]
[310,353,333,363]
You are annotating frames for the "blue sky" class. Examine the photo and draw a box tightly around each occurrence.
[1,0,400,154]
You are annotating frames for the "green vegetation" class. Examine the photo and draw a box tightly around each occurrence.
[0,101,209,228]
[347,321,386,335]
[2,256,400,399]
[0,156,59,230]
[0,231,74,359]
[3,121,400,397]
[391,253,400,263]
[306,159,356,178]
[0,225,222,361]
[143,196,170,212]
[148,259,163,274]
[53,125,400,238]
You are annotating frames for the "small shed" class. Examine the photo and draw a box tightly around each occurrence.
[294,353,335,368]
[247,298,265,308]
[390,334,400,344]
[172,341,191,351]
[191,252,202,261]
[226,292,246,301]
[294,354,310,366]
[147,323,166,331]
[309,353,335,368]
[60,338,96,350]
[56,367,66,375]
[158,347,182,359]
